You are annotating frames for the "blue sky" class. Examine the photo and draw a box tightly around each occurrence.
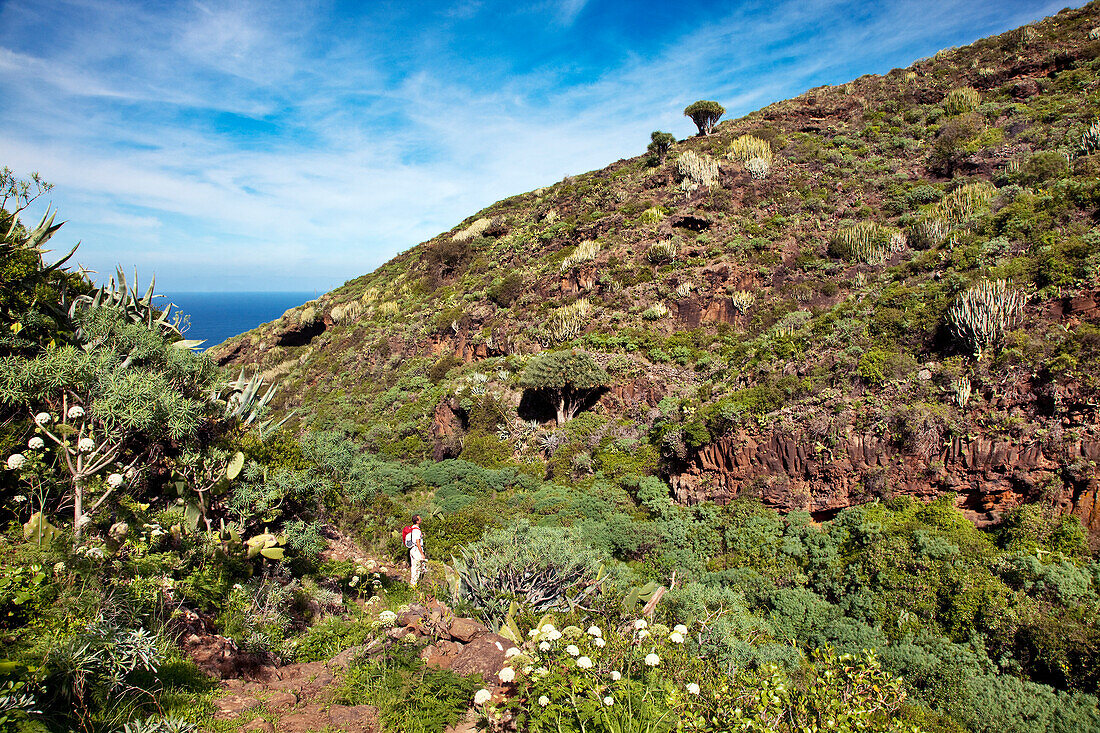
[0,0,1073,292]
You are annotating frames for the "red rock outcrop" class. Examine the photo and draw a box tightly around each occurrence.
[671,428,1100,547]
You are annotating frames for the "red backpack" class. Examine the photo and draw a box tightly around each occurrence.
[402,525,416,548]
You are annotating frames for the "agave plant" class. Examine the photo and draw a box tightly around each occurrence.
[450,521,605,624]
[70,267,201,347]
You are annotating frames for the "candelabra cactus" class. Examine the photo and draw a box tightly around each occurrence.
[676,150,719,192]
[830,222,894,264]
[730,290,756,314]
[1080,119,1100,155]
[560,239,601,272]
[546,298,592,343]
[947,280,1027,358]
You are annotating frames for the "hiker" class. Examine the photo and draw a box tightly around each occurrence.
[405,515,427,587]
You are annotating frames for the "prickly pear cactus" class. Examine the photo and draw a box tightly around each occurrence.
[23,512,58,546]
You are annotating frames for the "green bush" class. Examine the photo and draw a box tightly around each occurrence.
[333,644,482,733]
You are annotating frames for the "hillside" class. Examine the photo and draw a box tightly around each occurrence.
[214,3,1100,543]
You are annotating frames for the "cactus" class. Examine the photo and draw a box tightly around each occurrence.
[623,581,662,614]
[1080,119,1100,156]
[727,134,773,163]
[546,298,592,342]
[944,86,980,115]
[23,512,58,546]
[639,207,665,227]
[947,279,1027,358]
[930,182,994,226]
[730,290,756,314]
[244,531,285,561]
[830,222,894,264]
[330,300,363,324]
[560,239,601,272]
[909,216,951,249]
[226,451,245,480]
[951,377,972,408]
[745,157,771,180]
[647,240,677,264]
[674,282,694,299]
[642,303,670,320]
[677,150,719,192]
[452,217,492,242]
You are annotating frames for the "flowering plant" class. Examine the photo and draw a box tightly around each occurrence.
[494,620,690,732]
[482,620,915,733]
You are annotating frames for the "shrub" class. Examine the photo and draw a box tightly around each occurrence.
[41,620,164,730]
[928,115,980,175]
[334,644,482,733]
[488,272,525,308]
[292,616,373,662]
[947,279,1027,358]
[677,150,719,192]
[642,303,670,321]
[1018,151,1069,186]
[500,623,914,733]
[451,521,605,623]
[683,100,725,136]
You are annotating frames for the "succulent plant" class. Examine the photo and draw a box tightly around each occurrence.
[730,290,756,314]
[728,134,773,163]
[947,279,1027,358]
[830,222,894,264]
[677,150,719,191]
[560,239,601,272]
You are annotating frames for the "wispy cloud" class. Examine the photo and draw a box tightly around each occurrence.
[0,0,1076,291]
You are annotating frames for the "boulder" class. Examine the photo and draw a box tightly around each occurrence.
[450,633,509,677]
[448,617,487,643]
[328,704,380,732]
[212,693,261,720]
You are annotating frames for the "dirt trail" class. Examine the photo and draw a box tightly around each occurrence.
[201,533,504,733]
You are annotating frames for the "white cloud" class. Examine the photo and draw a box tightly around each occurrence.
[0,0,1076,290]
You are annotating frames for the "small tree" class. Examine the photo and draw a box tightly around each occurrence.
[647,131,675,161]
[518,350,609,424]
[683,100,725,136]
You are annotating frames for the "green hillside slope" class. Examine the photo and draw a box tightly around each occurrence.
[214,2,1100,542]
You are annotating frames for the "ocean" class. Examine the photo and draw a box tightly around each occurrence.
[163,292,317,350]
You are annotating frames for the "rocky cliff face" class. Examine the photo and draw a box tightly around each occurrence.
[670,430,1100,543]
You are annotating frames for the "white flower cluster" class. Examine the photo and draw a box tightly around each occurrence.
[78,438,96,453]
[34,412,51,426]
[67,406,85,420]
[107,473,125,489]
[27,437,44,450]
[6,454,26,471]
[377,610,397,626]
